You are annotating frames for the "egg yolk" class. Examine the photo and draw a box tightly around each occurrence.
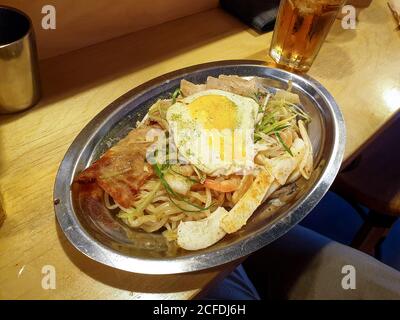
[187,95,237,130]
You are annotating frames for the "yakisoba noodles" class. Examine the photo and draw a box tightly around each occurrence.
[76,75,313,250]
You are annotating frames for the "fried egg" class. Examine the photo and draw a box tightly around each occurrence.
[166,89,259,176]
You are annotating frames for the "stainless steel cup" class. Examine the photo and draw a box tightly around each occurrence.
[0,6,41,114]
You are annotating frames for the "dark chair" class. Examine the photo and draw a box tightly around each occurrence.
[333,113,400,258]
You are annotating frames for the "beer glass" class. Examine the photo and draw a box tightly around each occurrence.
[269,0,346,72]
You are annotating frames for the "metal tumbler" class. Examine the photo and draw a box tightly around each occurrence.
[0,6,41,114]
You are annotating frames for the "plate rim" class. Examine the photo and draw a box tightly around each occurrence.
[53,60,346,274]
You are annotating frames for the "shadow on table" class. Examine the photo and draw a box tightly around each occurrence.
[0,9,247,126]
[327,20,357,44]
[55,220,234,295]
[309,44,354,80]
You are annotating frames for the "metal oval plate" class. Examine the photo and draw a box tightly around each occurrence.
[54,60,345,274]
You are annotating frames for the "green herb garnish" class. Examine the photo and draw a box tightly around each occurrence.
[170,167,199,183]
[118,181,161,219]
[252,90,268,104]
[275,131,293,157]
[171,88,182,104]
[153,163,212,212]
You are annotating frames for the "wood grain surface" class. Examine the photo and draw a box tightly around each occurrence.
[0,1,399,299]
[2,0,219,59]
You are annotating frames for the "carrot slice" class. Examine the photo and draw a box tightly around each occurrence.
[203,178,240,193]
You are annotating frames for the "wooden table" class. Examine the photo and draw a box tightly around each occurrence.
[0,1,398,299]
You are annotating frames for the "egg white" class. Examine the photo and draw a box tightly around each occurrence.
[166,89,259,176]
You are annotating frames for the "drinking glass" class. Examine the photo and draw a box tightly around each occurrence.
[269,0,346,72]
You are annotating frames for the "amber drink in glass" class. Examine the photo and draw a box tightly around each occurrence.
[270,0,345,72]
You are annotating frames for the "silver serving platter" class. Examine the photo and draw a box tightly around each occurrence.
[54,60,345,274]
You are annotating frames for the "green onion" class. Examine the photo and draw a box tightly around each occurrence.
[166,194,211,213]
[171,88,182,104]
[268,99,311,123]
[153,163,212,212]
[275,131,293,157]
[252,92,261,103]
[118,181,162,218]
[254,94,311,150]
[285,101,311,122]
[254,124,291,142]
[252,91,268,104]
[192,165,206,183]
[170,167,199,183]
[161,162,170,171]
[258,117,295,136]
[258,111,276,127]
